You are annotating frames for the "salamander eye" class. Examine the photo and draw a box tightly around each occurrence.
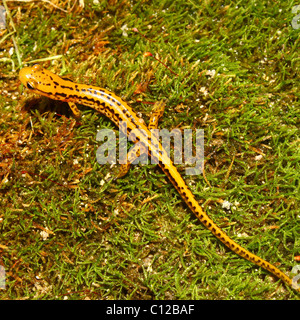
[27,82,35,90]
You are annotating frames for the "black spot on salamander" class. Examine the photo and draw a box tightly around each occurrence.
[58,92,68,98]
[37,89,56,97]
[186,200,193,207]
[69,94,82,100]
[61,85,74,90]
[128,115,137,123]
[53,81,59,86]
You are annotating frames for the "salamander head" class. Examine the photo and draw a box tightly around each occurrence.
[19,64,66,100]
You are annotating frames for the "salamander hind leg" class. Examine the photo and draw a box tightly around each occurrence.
[114,143,148,179]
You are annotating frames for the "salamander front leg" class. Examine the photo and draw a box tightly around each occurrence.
[148,100,165,130]
[67,102,81,119]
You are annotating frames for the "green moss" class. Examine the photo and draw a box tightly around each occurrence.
[0,0,299,300]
